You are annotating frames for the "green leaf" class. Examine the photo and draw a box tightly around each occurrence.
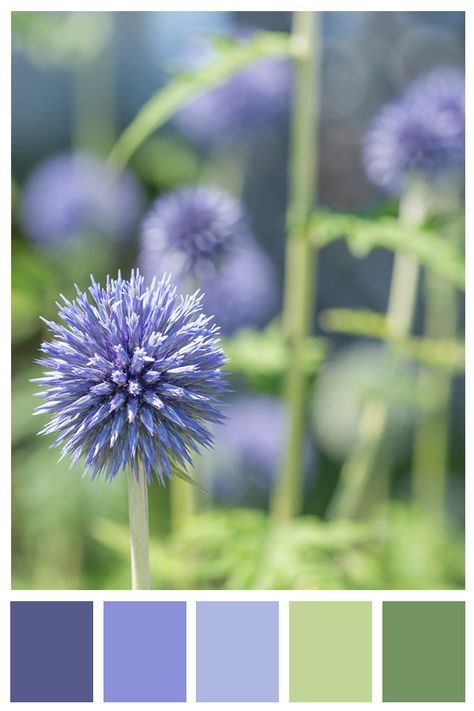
[108,31,294,168]
[320,308,465,372]
[309,210,465,289]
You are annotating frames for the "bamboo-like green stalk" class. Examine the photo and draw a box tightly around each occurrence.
[330,183,427,520]
[270,11,320,523]
[127,466,150,590]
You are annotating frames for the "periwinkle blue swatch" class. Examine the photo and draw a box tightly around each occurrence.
[196,601,279,702]
[10,601,93,702]
[104,601,186,702]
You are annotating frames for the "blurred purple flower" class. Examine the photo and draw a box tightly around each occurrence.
[20,151,144,245]
[33,270,226,484]
[139,184,277,335]
[206,395,315,507]
[140,184,249,280]
[201,241,278,336]
[363,67,464,193]
[174,30,292,144]
[406,68,465,155]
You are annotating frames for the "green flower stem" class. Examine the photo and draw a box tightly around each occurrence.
[412,265,458,519]
[108,32,295,170]
[127,466,150,590]
[330,184,426,520]
[270,11,320,523]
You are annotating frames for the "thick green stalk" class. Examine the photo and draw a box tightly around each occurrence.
[128,466,150,590]
[330,184,426,520]
[270,11,320,523]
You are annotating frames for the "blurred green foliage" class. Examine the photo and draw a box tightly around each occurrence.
[12,12,112,67]
[224,324,327,391]
[132,136,201,192]
[91,506,464,590]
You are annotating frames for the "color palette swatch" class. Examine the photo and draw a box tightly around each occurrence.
[10,599,465,703]
[104,601,186,702]
[290,601,372,702]
[10,601,93,702]
[383,601,465,702]
[196,601,279,702]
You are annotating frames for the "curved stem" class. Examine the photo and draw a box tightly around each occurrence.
[270,11,320,523]
[128,466,150,590]
[108,33,294,170]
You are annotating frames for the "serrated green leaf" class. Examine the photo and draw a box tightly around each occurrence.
[109,31,294,168]
[309,211,465,289]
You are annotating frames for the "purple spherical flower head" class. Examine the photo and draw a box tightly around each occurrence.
[363,67,465,193]
[201,241,278,336]
[33,270,227,483]
[207,396,315,507]
[140,185,250,280]
[406,67,464,157]
[21,151,144,245]
[174,30,292,144]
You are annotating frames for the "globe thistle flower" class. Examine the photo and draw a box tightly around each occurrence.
[140,185,250,280]
[363,67,465,194]
[33,270,227,484]
[204,396,315,507]
[174,30,292,144]
[20,151,144,245]
[200,241,278,336]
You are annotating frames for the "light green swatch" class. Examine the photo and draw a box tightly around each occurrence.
[289,601,372,702]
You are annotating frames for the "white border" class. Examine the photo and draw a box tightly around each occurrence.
[3,2,471,709]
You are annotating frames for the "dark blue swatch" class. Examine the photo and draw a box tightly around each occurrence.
[11,601,93,702]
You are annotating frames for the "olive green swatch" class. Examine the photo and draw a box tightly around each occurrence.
[383,601,465,702]
[289,601,372,702]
